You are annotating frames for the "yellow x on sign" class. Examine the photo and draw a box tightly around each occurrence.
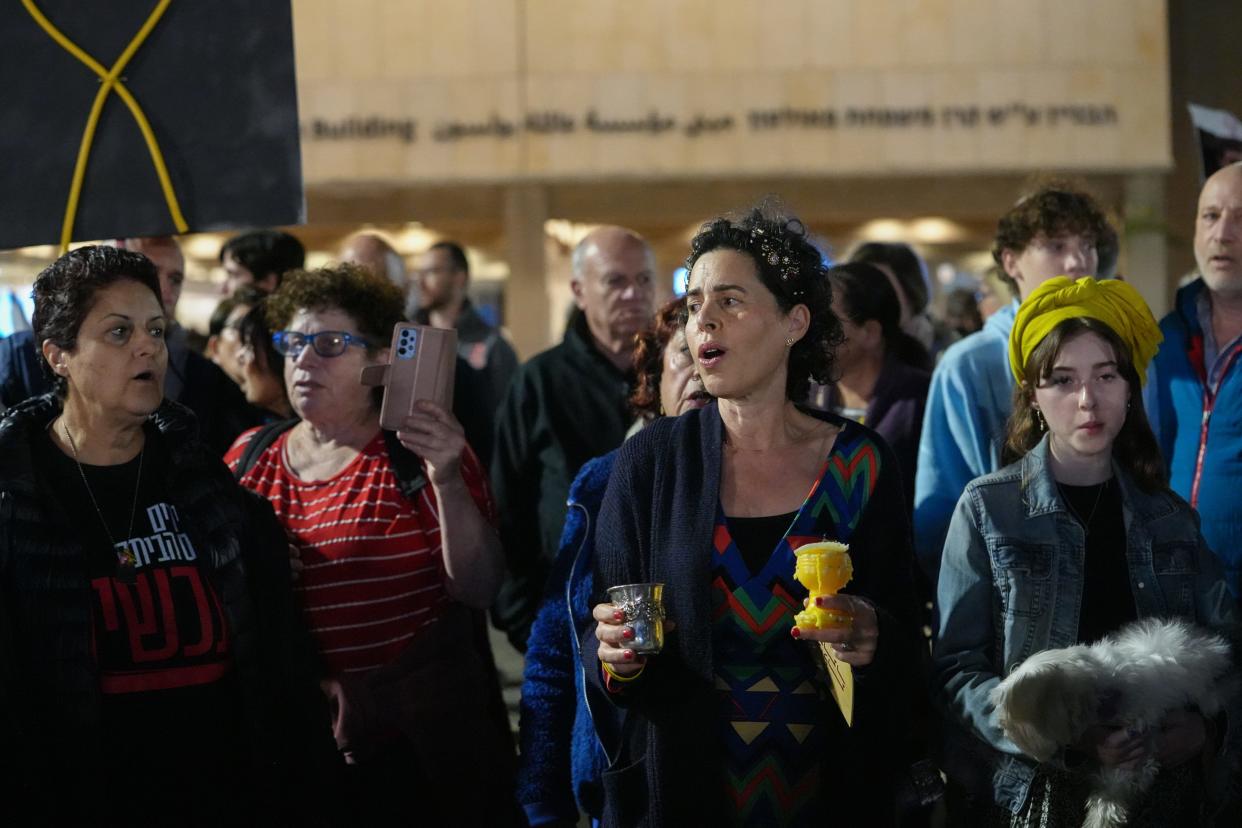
[22,0,188,252]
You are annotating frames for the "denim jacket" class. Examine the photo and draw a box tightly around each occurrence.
[933,435,1237,815]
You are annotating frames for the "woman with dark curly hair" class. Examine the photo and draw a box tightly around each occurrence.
[224,263,518,823]
[587,207,932,826]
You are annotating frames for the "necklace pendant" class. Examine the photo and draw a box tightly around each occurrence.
[115,542,138,582]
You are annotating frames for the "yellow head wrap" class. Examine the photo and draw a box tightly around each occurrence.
[1009,276,1163,386]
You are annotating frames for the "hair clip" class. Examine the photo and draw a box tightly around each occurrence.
[750,225,802,288]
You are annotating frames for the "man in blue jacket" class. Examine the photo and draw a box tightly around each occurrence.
[913,185,1117,584]
[1146,162,1242,593]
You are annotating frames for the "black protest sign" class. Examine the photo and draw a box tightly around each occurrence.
[0,0,303,250]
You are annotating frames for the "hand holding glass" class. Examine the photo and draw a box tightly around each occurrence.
[606,582,666,655]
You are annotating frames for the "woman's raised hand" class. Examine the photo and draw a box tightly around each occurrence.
[593,602,646,677]
[395,400,466,486]
[1074,708,1205,770]
[792,594,879,667]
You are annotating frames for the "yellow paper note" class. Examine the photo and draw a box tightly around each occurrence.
[820,642,854,727]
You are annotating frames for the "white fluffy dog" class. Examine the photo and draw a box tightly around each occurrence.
[990,618,1235,828]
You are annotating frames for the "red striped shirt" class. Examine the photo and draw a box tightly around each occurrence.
[225,428,495,675]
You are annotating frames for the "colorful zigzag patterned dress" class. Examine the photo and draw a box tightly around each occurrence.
[710,427,880,825]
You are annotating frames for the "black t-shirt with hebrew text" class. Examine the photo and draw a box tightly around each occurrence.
[35,427,252,823]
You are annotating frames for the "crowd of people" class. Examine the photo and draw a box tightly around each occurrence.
[0,163,1240,826]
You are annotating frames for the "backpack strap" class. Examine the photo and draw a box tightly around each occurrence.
[232,418,429,499]
[233,418,298,481]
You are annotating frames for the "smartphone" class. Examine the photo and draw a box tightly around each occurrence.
[360,323,458,431]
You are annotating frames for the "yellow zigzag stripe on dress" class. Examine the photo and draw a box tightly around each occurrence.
[22,0,188,252]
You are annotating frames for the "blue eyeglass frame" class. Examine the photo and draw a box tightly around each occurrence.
[271,330,371,358]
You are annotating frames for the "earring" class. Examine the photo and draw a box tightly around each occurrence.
[1034,408,1046,432]
[784,337,794,348]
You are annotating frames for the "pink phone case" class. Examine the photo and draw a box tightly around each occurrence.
[359,323,457,431]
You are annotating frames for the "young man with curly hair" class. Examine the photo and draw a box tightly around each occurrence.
[913,183,1119,585]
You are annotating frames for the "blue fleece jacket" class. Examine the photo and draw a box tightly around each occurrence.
[1145,278,1242,593]
[912,300,1017,583]
[516,453,617,825]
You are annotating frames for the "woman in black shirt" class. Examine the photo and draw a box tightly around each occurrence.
[0,245,336,824]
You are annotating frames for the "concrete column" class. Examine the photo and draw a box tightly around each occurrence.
[503,184,550,361]
[1122,173,1170,318]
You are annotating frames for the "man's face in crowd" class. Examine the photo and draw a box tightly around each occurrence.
[1195,163,1242,301]
[1002,231,1098,301]
[128,239,185,318]
[572,232,657,346]
[414,248,464,312]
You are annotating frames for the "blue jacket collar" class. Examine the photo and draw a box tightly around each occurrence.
[1174,277,1207,337]
[1018,434,1172,523]
[1018,436,1061,517]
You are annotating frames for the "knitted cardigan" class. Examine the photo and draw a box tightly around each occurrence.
[583,402,930,827]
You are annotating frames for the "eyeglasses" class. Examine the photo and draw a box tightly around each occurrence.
[271,330,371,358]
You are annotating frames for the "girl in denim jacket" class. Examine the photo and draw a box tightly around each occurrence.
[934,277,1239,826]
